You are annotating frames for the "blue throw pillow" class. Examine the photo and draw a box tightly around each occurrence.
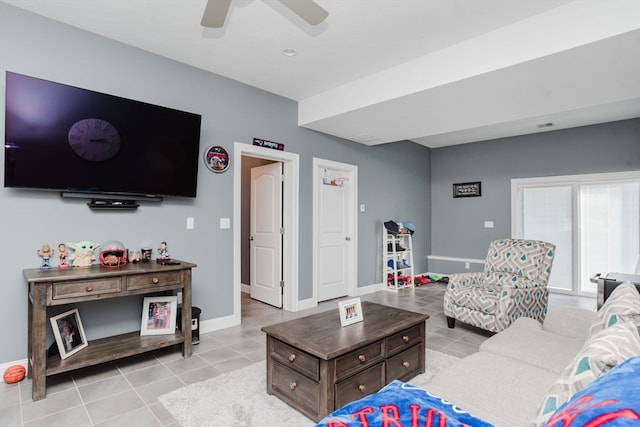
[316,380,492,427]
[544,356,640,426]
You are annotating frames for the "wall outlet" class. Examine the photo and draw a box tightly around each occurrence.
[465,262,470,269]
[186,217,194,229]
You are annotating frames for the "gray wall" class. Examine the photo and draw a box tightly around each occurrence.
[429,118,640,273]
[0,4,432,363]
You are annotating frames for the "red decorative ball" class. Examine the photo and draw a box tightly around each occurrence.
[3,365,26,384]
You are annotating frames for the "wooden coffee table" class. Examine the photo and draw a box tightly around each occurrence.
[261,301,428,421]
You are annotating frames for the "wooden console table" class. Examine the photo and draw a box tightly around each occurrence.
[261,302,428,421]
[24,260,196,401]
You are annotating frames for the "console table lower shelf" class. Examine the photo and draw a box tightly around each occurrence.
[261,302,428,422]
[45,331,184,376]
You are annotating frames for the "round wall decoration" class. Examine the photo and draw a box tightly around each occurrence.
[204,145,229,173]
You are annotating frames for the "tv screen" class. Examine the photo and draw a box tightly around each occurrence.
[4,71,201,199]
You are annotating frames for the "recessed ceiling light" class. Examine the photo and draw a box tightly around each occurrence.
[281,49,297,57]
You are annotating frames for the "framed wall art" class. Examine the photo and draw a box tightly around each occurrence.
[140,296,178,336]
[453,181,482,198]
[338,298,364,327]
[204,145,229,173]
[50,308,88,359]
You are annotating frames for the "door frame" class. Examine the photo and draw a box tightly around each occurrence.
[234,142,299,322]
[312,158,358,301]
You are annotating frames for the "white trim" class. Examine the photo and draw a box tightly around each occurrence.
[234,142,300,324]
[427,255,485,264]
[312,158,358,302]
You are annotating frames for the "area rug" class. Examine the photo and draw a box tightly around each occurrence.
[158,349,459,427]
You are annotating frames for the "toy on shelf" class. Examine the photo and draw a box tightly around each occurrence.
[157,241,171,263]
[99,241,128,268]
[37,243,54,269]
[57,243,69,268]
[67,241,100,267]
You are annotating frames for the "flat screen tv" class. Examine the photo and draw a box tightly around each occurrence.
[4,71,202,200]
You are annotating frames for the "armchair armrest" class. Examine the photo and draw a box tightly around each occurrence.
[447,272,485,290]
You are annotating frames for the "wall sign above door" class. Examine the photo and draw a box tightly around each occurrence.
[453,182,482,198]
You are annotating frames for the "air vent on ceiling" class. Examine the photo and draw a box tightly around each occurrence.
[536,122,555,129]
[350,134,381,143]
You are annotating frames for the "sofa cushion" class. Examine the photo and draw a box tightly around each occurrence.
[589,281,640,337]
[543,356,640,427]
[541,306,595,341]
[426,351,559,427]
[536,320,640,425]
[479,317,585,374]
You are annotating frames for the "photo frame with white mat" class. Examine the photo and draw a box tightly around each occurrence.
[50,308,88,359]
[338,298,364,327]
[140,296,178,336]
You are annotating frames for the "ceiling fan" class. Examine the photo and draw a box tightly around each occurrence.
[201,0,329,28]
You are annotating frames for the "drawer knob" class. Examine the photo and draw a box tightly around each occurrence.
[289,382,297,390]
[152,277,159,284]
[403,361,410,368]
[402,335,410,343]
[358,354,366,363]
[85,286,93,292]
[358,384,366,393]
[288,354,296,362]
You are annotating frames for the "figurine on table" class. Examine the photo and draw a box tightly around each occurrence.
[157,241,170,262]
[37,243,54,268]
[58,243,69,268]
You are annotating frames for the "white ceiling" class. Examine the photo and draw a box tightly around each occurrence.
[2,0,640,148]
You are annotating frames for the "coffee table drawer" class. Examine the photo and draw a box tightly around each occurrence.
[270,339,319,380]
[335,362,384,409]
[386,324,423,355]
[271,360,319,418]
[386,344,422,382]
[335,340,384,381]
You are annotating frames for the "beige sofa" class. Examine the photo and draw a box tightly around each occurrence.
[426,281,640,426]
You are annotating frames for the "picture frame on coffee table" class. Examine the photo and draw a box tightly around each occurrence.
[338,298,363,327]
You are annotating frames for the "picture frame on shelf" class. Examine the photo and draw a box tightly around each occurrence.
[338,298,364,327]
[140,296,178,336]
[50,308,88,360]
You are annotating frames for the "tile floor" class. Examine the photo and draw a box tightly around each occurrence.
[0,283,595,426]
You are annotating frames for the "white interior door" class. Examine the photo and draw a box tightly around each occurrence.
[315,161,357,302]
[250,162,283,308]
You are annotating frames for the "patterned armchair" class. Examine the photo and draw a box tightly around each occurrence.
[444,239,555,333]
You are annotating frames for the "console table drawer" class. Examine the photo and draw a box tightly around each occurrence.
[386,324,423,355]
[386,344,422,382]
[127,271,181,291]
[335,340,383,381]
[335,363,384,409]
[270,339,319,380]
[271,360,319,418]
[52,278,122,300]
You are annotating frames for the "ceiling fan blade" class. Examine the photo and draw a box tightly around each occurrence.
[201,0,233,28]
[278,0,328,25]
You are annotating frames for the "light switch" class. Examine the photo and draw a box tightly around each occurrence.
[360,204,366,213]
[186,217,194,229]
[220,217,231,229]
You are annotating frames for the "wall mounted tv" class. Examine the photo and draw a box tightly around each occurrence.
[4,71,202,201]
